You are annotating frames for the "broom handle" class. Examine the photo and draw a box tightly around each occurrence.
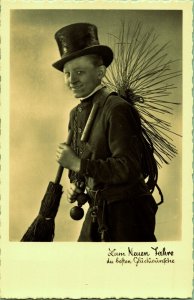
[55,102,99,185]
[80,102,99,142]
[55,130,73,184]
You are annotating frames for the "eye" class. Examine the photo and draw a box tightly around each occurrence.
[76,70,84,75]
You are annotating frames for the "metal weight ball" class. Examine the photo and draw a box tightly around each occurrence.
[70,205,84,220]
[69,192,90,221]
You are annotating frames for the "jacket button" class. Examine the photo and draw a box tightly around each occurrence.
[78,107,82,112]
[78,127,82,133]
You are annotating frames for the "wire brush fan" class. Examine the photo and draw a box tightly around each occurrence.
[104,22,181,168]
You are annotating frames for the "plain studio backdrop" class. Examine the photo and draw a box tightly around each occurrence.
[9,9,182,242]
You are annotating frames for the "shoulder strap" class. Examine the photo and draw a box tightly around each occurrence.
[91,87,113,107]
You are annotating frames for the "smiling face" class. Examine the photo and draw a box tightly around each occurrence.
[63,55,106,98]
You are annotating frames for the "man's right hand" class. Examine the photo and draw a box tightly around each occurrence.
[67,181,90,206]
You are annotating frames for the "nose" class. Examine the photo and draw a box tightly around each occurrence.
[68,72,79,85]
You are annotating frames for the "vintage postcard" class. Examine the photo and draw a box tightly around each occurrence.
[1,0,193,298]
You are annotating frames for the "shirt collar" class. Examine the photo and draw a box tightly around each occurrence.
[80,84,104,102]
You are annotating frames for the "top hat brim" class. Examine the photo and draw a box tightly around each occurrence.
[52,45,113,72]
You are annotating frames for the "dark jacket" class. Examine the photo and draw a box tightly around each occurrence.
[69,87,151,204]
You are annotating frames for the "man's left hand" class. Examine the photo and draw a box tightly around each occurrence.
[56,143,81,172]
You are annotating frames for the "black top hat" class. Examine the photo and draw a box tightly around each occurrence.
[52,23,114,72]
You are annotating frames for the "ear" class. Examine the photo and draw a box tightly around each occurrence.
[97,65,106,79]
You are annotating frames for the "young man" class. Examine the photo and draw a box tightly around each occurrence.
[54,23,158,242]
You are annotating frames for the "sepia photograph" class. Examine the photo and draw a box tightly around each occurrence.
[1,1,193,299]
[10,9,182,243]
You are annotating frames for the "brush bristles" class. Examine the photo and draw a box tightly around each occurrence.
[104,21,181,165]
